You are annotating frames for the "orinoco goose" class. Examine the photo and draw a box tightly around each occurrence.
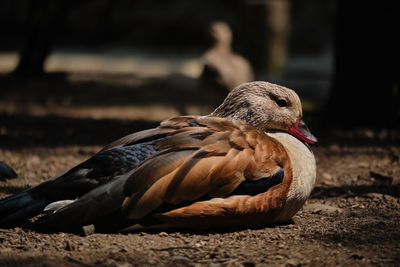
[0,81,317,232]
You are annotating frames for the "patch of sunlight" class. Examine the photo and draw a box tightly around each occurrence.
[45,48,203,78]
[0,49,204,78]
[0,52,19,72]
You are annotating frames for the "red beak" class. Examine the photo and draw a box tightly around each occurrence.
[288,118,318,145]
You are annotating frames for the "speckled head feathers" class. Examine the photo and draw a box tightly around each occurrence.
[210,81,303,133]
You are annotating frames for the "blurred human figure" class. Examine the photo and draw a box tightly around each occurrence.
[199,21,254,102]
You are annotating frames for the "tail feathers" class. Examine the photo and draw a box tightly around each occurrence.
[0,192,46,227]
[39,176,130,233]
[0,192,34,216]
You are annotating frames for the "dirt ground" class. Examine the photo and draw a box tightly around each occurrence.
[0,73,399,266]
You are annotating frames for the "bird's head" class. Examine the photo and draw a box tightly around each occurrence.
[210,81,317,145]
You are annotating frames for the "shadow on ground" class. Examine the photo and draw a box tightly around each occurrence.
[311,184,400,199]
[0,72,214,107]
[0,113,158,148]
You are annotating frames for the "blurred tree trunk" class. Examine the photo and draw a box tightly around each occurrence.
[264,0,290,77]
[14,1,70,77]
[239,0,290,76]
[327,1,399,127]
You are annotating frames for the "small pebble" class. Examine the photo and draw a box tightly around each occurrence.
[82,224,95,236]
[172,255,189,261]
[159,232,168,237]
[286,258,299,266]
[322,172,332,179]
[303,203,343,215]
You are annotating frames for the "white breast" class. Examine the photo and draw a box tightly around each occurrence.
[267,132,316,222]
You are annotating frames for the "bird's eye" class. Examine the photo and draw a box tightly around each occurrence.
[277,99,288,107]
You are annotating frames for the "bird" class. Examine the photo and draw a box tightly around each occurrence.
[199,21,254,102]
[0,81,317,232]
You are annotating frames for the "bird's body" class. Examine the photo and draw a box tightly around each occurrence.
[0,81,317,232]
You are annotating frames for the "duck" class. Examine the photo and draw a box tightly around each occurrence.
[199,21,254,102]
[0,81,317,232]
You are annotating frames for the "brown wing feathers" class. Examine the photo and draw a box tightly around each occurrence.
[101,116,208,152]
[121,116,292,224]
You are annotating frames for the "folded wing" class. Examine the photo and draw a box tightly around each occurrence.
[38,116,292,231]
[122,116,292,228]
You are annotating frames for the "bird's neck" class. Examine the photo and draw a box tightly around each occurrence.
[266,132,316,222]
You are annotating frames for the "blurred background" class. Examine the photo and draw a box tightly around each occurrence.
[0,2,399,264]
[0,0,398,147]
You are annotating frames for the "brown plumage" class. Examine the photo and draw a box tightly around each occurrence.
[0,81,317,232]
[121,116,290,225]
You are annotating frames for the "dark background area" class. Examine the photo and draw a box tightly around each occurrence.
[0,0,398,140]
[0,2,399,266]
